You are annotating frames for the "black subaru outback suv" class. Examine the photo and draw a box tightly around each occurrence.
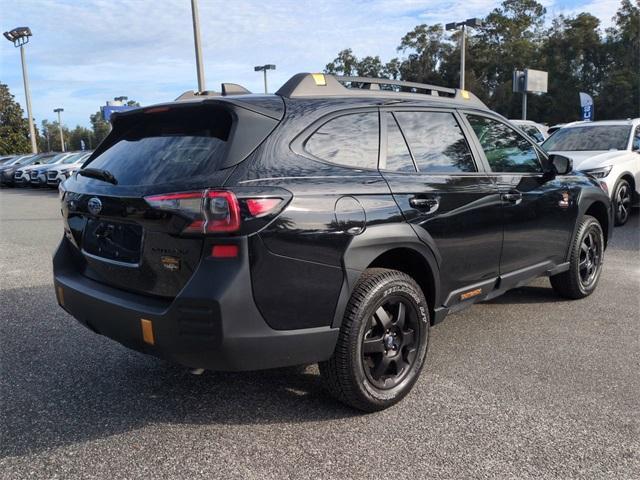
[53,73,612,411]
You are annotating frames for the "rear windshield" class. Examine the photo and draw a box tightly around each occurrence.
[542,125,631,151]
[85,107,232,186]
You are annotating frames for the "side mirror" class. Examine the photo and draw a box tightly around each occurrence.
[549,154,572,175]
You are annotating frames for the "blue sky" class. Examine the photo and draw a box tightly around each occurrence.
[0,0,621,128]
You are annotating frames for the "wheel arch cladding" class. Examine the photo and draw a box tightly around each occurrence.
[336,224,441,327]
[367,248,437,318]
[584,200,610,248]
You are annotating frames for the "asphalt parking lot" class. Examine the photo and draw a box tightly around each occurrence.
[0,187,638,480]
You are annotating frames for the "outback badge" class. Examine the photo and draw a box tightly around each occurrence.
[160,255,181,272]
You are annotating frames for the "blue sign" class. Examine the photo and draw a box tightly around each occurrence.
[579,92,594,121]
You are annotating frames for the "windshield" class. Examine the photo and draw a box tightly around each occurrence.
[543,125,631,151]
[45,153,69,164]
[16,155,36,165]
[86,107,231,186]
[62,152,88,164]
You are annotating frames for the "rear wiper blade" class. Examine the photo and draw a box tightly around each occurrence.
[78,168,118,185]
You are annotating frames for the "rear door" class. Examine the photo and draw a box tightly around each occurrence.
[462,113,578,277]
[379,108,503,306]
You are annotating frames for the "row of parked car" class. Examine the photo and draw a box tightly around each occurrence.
[0,151,93,189]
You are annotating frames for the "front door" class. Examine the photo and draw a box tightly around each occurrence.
[379,109,503,305]
[462,113,579,277]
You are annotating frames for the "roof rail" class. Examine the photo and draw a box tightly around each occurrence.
[275,73,485,106]
[175,83,252,101]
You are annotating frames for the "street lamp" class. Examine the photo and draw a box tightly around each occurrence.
[445,18,482,90]
[53,108,65,152]
[254,64,276,94]
[3,26,38,154]
[190,0,206,92]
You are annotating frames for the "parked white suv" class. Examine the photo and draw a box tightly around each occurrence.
[543,119,640,225]
[46,151,92,188]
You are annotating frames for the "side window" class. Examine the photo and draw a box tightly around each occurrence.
[384,113,416,172]
[394,111,476,173]
[305,112,379,169]
[633,126,640,151]
[466,115,542,173]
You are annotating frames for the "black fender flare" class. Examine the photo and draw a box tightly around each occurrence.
[572,187,613,257]
[331,223,441,328]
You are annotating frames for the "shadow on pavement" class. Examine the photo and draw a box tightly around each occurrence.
[0,285,355,459]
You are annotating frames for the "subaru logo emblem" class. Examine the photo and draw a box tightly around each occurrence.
[87,197,102,215]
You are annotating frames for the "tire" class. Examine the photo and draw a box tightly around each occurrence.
[550,215,604,299]
[319,268,430,412]
[612,179,632,226]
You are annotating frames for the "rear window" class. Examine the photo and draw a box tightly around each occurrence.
[85,107,232,186]
[304,112,379,169]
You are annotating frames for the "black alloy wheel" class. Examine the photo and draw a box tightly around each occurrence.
[550,215,604,299]
[320,268,430,412]
[578,227,602,289]
[613,179,632,226]
[361,298,421,390]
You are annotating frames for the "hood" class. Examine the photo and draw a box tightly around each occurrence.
[548,150,628,170]
[18,164,43,173]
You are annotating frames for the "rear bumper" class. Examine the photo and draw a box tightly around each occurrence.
[53,237,339,371]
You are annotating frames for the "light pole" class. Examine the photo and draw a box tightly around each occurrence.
[54,108,65,152]
[254,64,276,94]
[190,0,206,92]
[3,27,37,154]
[445,18,482,90]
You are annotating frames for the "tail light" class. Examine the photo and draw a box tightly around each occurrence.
[144,190,285,235]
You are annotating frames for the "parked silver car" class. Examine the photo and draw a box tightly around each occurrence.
[46,151,92,188]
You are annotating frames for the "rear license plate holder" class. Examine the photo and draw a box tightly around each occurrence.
[82,219,143,265]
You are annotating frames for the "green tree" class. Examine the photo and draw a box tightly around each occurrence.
[325,49,360,76]
[0,83,31,155]
[323,0,637,123]
[90,111,111,147]
[67,125,94,151]
[397,24,451,85]
[598,0,640,118]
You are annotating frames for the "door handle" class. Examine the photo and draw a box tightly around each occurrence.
[501,191,523,203]
[409,197,439,212]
